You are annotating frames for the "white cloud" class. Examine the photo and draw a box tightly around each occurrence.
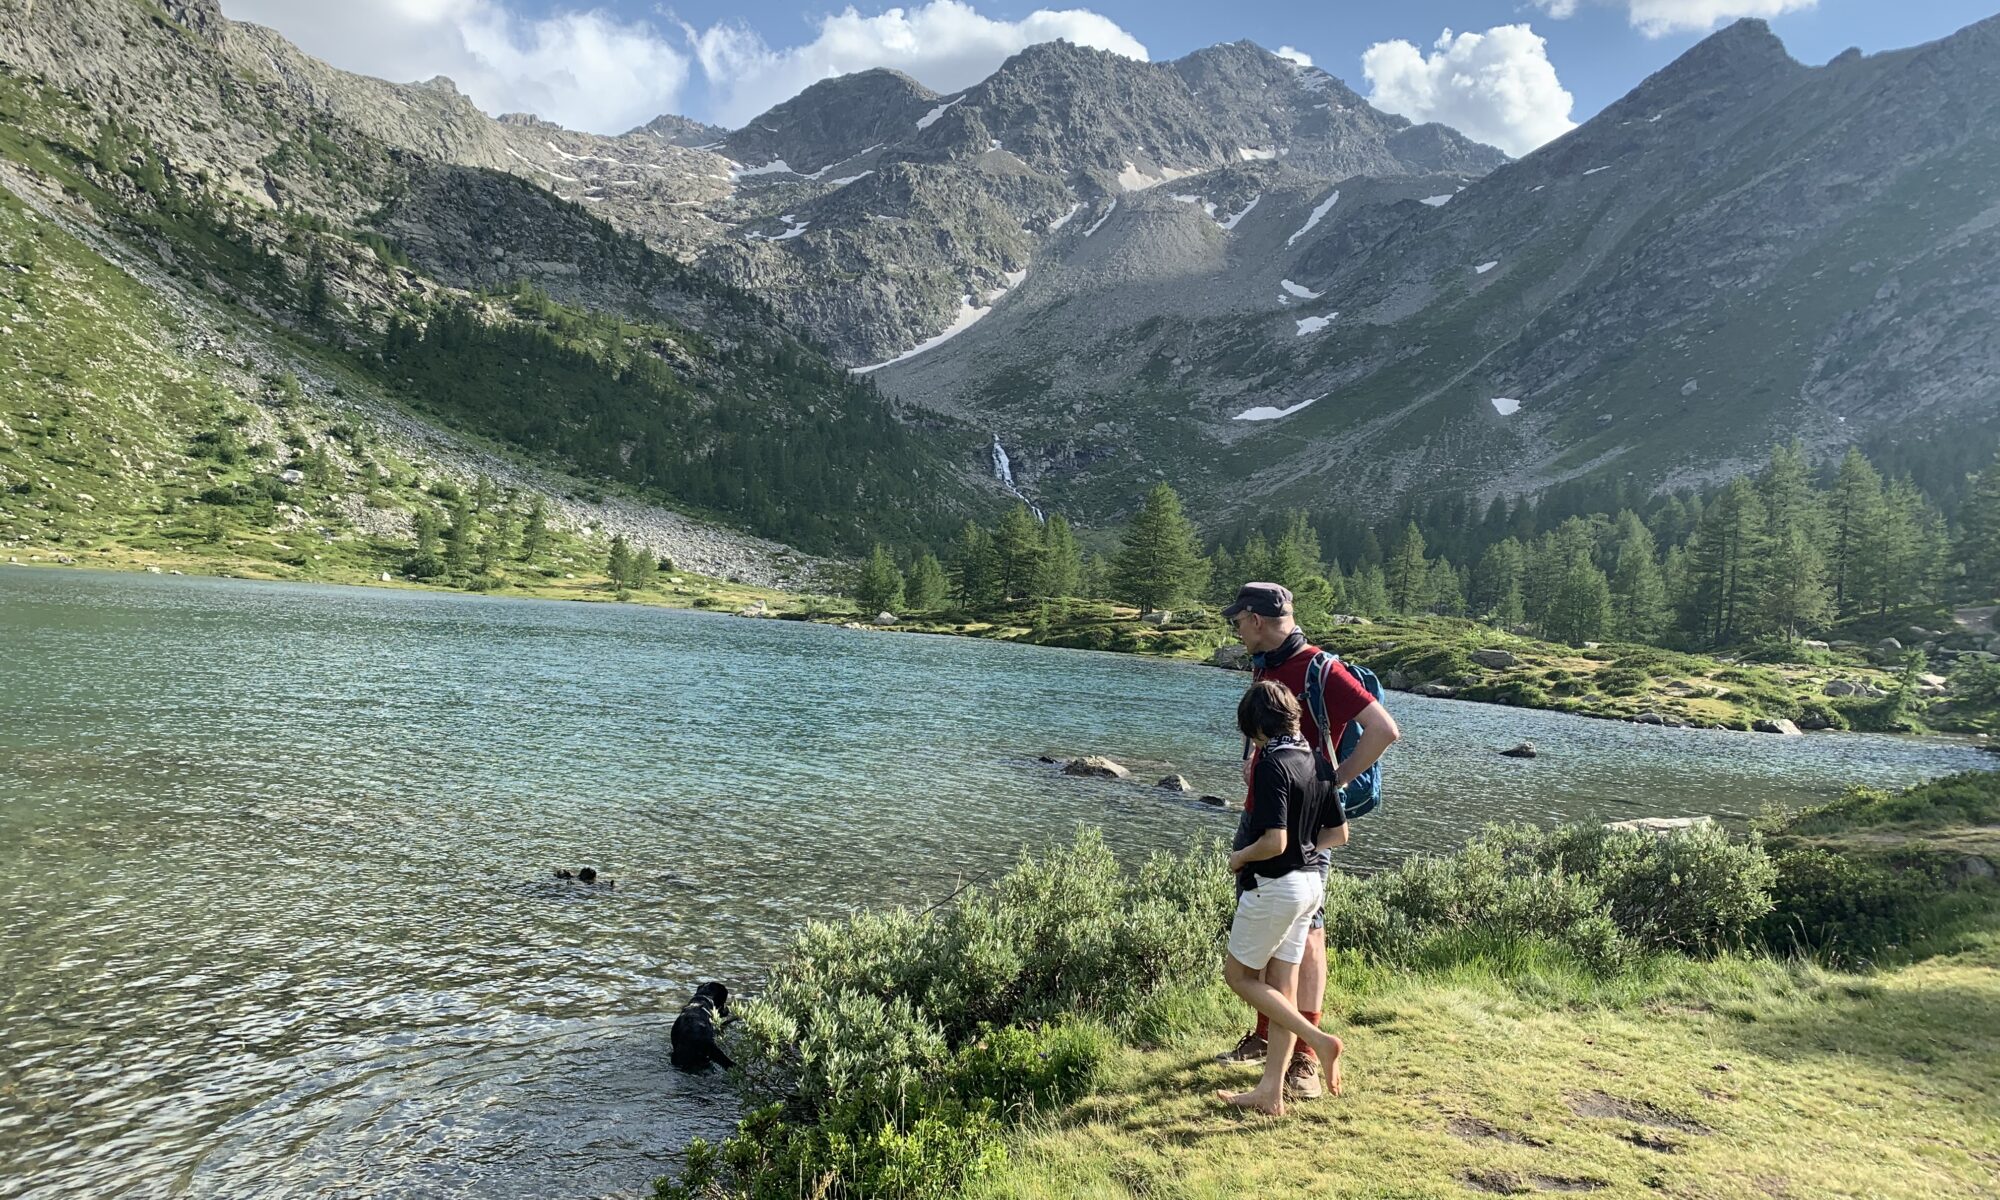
[1361,25,1576,158]
[222,0,688,133]
[1275,45,1313,67]
[685,1,1149,128]
[1529,0,1817,37]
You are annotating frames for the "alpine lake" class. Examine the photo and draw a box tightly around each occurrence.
[2,568,1989,1198]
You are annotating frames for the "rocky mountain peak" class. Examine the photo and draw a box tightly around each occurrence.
[724,67,940,172]
[162,0,226,42]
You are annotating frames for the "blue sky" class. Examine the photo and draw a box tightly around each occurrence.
[224,1,1998,150]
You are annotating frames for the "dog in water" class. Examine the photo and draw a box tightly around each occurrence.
[670,982,734,1072]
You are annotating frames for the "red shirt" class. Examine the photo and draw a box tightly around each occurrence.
[1245,634,1376,808]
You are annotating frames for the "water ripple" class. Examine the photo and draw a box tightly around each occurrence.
[1,569,1988,1197]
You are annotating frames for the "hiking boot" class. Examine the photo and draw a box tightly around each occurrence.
[1214,1032,1266,1064]
[1285,1053,1323,1099]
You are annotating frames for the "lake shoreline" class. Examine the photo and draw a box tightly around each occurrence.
[7,555,1986,745]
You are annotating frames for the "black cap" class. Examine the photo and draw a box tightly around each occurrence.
[1222,582,1292,619]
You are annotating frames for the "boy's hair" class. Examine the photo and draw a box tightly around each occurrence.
[1237,679,1302,741]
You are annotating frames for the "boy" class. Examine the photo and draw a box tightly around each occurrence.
[1216,680,1347,1116]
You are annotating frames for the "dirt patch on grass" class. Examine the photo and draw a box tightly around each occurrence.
[1463,1169,1531,1194]
[1567,1090,1712,1134]
[1448,1116,1547,1146]
[1617,1129,1684,1153]
[1531,1177,1608,1193]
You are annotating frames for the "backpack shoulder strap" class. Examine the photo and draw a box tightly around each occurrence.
[1302,650,1339,764]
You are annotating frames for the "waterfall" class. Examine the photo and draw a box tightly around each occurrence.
[990,435,1043,521]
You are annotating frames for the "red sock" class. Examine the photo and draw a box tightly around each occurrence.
[1295,1011,1323,1059]
[1254,1013,1270,1039]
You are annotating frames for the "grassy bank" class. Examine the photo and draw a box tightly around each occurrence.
[814,601,1964,735]
[659,771,2000,1200]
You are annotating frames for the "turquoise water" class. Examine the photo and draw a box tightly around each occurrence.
[0,568,1988,1198]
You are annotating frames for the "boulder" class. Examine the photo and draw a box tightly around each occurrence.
[1500,741,1537,759]
[378,572,392,582]
[1063,756,1130,779]
[1157,774,1193,792]
[1751,718,1803,736]
[1383,669,1412,691]
[1801,639,1830,651]
[1199,793,1244,812]
[1877,637,1903,653]
[1141,610,1172,626]
[1906,626,1938,642]
[1210,644,1251,671]
[1327,614,1371,626]
[279,468,305,484]
[1632,712,1668,726]
[1471,649,1521,669]
[1797,711,1834,731]
[1605,816,1714,835]
[873,611,899,625]
[1037,755,1059,764]
[1949,856,1996,885]
[145,565,162,574]
[1413,682,1459,699]
[1822,679,1861,697]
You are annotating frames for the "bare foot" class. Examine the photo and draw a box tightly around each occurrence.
[1315,1033,1344,1096]
[1215,1087,1285,1117]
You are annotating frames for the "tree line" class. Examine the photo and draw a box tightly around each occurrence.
[853,443,2000,650]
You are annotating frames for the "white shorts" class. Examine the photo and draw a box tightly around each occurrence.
[1227,869,1325,971]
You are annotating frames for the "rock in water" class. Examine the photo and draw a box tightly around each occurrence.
[1605,816,1713,834]
[1157,774,1193,792]
[1500,741,1537,759]
[1471,649,1520,669]
[1210,644,1251,671]
[873,611,899,625]
[1632,712,1668,726]
[1413,682,1458,698]
[1751,718,1803,735]
[1199,794,1244,812]
[1063,756,1130,779]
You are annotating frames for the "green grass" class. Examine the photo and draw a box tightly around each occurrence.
[971,935,2000,1200]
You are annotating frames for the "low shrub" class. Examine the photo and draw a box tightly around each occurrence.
[1787,771,2000,834]
[1517,823,1777,954]
[1757,848,1949,967]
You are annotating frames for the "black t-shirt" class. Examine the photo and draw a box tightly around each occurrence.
[1232,740,1340,893]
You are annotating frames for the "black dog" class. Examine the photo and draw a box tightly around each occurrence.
[670,982,734,1072]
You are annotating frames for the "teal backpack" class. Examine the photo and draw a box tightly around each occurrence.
[1304,651,1387,819]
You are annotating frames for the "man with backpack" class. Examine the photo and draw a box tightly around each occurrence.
[1216,581,1401,1099]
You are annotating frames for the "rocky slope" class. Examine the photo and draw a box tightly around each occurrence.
[864,17,2000,525]
[0,0,988,568]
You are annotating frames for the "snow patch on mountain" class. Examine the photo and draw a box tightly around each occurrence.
[916,97,964,130]
[1235,393,1326,421]
[1287,190,1340,247]
[1280,279,1323,300]
[1081,200,1118,237]
[1475,260,1499,274]
[1295,312,1338,336]
[1420,194,1453,207]
[1490,397,1521,415]
[1218,194,1261,231]
[851,294,994,374]
[1047,202,1085,232]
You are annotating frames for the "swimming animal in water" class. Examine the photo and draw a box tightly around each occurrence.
[670,982,734,1072]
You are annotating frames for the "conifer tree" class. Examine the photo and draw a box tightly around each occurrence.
[854,544,905,615]
[1236,532,1272,586]
[1112,483,1207,613]
[1760,524,1831,639]
[1384,522,1428,614]
[1034,514,1082,602]
[1957,449,2000,599]
[1607,512,1668,642]
[445,493,477,575]
[1080,552,1111,601]
[993,504,1043,601]
[1207,545,1238,603]
[951,520,1000,609]
[1346,564,1390,618]
[1471,539,1525,625]
[1268,511,1323,593]
[1825,448,1885,615]
[521,497,549,562]
[1682,478,1767,643]
[1425,557,1466,616]
[413,509,441,556]
[905,553,949,612]
[1541,520,1613,645]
